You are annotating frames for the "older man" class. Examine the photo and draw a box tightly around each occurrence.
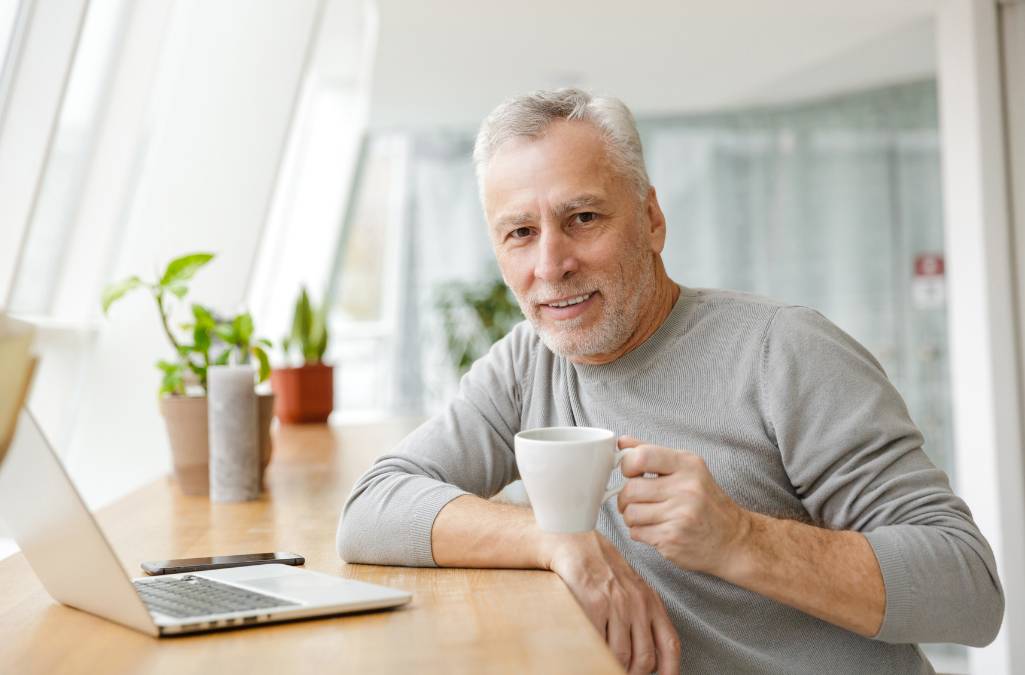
[337,89,1003,674]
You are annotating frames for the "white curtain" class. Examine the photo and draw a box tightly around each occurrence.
[644,80,951,474]
[395,133,496,411]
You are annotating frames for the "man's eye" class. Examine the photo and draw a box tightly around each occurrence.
[575,212,597,224]
[510,227,533,239]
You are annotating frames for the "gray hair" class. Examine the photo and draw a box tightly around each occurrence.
[472,88,650,206]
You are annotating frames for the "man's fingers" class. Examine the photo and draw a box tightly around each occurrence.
[621,444,683,478]
[626,523,670,548]
[617,475,674,512]
[607,612,632,671]
[621,501,666,528]
[618,435,644,450]
[628,616,658,675]
[652,612,682,675]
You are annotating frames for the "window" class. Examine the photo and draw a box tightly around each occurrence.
[6,0,129,319]
[0,0,22,87]
[329,134,408,416]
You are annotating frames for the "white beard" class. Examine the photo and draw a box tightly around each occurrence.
[520,239,658,359]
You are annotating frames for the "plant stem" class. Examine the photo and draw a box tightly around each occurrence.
[154,288,185,353]
[154,287,204,386]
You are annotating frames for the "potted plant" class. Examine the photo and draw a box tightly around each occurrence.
[434,277,523,376]
[101,252,274,496]
[270,287,333,424]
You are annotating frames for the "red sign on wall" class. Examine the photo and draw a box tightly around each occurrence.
[912,253,945,309]
[914,253,945,277]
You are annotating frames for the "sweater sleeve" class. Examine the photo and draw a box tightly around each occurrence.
[335,324,529,567]
[761,306,1004,646]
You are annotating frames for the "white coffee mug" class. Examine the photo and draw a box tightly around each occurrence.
[514,426,630,533]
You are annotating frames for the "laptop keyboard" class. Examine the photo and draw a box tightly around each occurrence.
[133,575,300,619]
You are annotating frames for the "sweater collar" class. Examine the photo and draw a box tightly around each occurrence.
[570,284,697,381]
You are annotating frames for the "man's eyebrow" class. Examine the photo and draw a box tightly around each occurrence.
[492,194,609,231]
[553,194,607,218]
[494,211,536,230]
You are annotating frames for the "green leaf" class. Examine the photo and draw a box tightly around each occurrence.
[234,313,253,346]
[213,349,231,366]
[251,345,271,383]
[156,359,180,374]
[307,308,328,363]
[193,324,211,352]
[159,253,214,288]
[290,287,312,349]
[287,286,329,364]
[257,337,273,348]
[214,324,236,345]
[156,360,184,396]
[191,304,216,329]
[101,276,143,314]
[167,283,188,299]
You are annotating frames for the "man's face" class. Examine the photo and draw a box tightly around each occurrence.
[482,120,664,359]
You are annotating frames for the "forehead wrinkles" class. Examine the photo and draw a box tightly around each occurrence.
[484,122,612,206]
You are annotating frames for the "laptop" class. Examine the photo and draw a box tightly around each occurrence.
[0,407,411,637]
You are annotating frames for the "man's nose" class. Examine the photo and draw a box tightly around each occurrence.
[534,229,578,282]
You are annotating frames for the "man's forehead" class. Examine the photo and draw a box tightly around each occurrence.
[485,121,608,181]
[483,127,619,223]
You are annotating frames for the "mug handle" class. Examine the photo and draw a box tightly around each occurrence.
[602,447,632,502]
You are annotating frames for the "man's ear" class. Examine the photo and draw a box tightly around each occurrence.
[645,186,668,253]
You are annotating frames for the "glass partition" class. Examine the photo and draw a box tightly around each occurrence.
[644,80,952,476]
[0,0,22,96]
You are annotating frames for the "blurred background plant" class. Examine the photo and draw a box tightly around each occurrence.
[280,286,328,366]
[433,278,523,376]
[101,252,271,396]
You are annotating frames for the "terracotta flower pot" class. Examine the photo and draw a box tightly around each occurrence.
[158,393,275,496]
[270,363,334,424]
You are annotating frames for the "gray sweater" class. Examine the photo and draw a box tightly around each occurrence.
[337,287,1004,674]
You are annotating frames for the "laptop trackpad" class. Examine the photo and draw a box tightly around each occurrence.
[244,574,335,596]
[240,573,406,605]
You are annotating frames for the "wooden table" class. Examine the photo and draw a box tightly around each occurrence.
[0,420,623,674]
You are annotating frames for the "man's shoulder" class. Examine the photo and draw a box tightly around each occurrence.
[685,287,847,343]
[475,320,546,377]
[682,287,792,335]
[686,286,791,312]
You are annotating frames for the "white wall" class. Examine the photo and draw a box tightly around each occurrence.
[367,0,938,129]
[937,1,1025,673]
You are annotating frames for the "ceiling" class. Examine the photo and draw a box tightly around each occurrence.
[368,0,939,130]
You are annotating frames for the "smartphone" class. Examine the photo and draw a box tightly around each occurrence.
[140,552,305,575]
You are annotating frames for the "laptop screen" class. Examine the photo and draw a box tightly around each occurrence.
[0,314,36,466]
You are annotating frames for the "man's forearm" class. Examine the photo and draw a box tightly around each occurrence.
[431,494,556,568]
[722,512,885,637]
[432,494,683,674]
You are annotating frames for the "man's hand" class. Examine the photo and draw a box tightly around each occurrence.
[616,436,751,576]
[432,495,683,672]
[615,436,886,638]
[543,530,681,675]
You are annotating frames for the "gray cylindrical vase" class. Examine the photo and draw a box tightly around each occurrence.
[208,364,259,502]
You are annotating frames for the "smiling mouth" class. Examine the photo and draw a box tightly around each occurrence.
[542,292,594,308]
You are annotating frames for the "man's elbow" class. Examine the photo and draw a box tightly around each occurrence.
[963,580,1005,647]
[335,495,375,564]
[335,514,362,563]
